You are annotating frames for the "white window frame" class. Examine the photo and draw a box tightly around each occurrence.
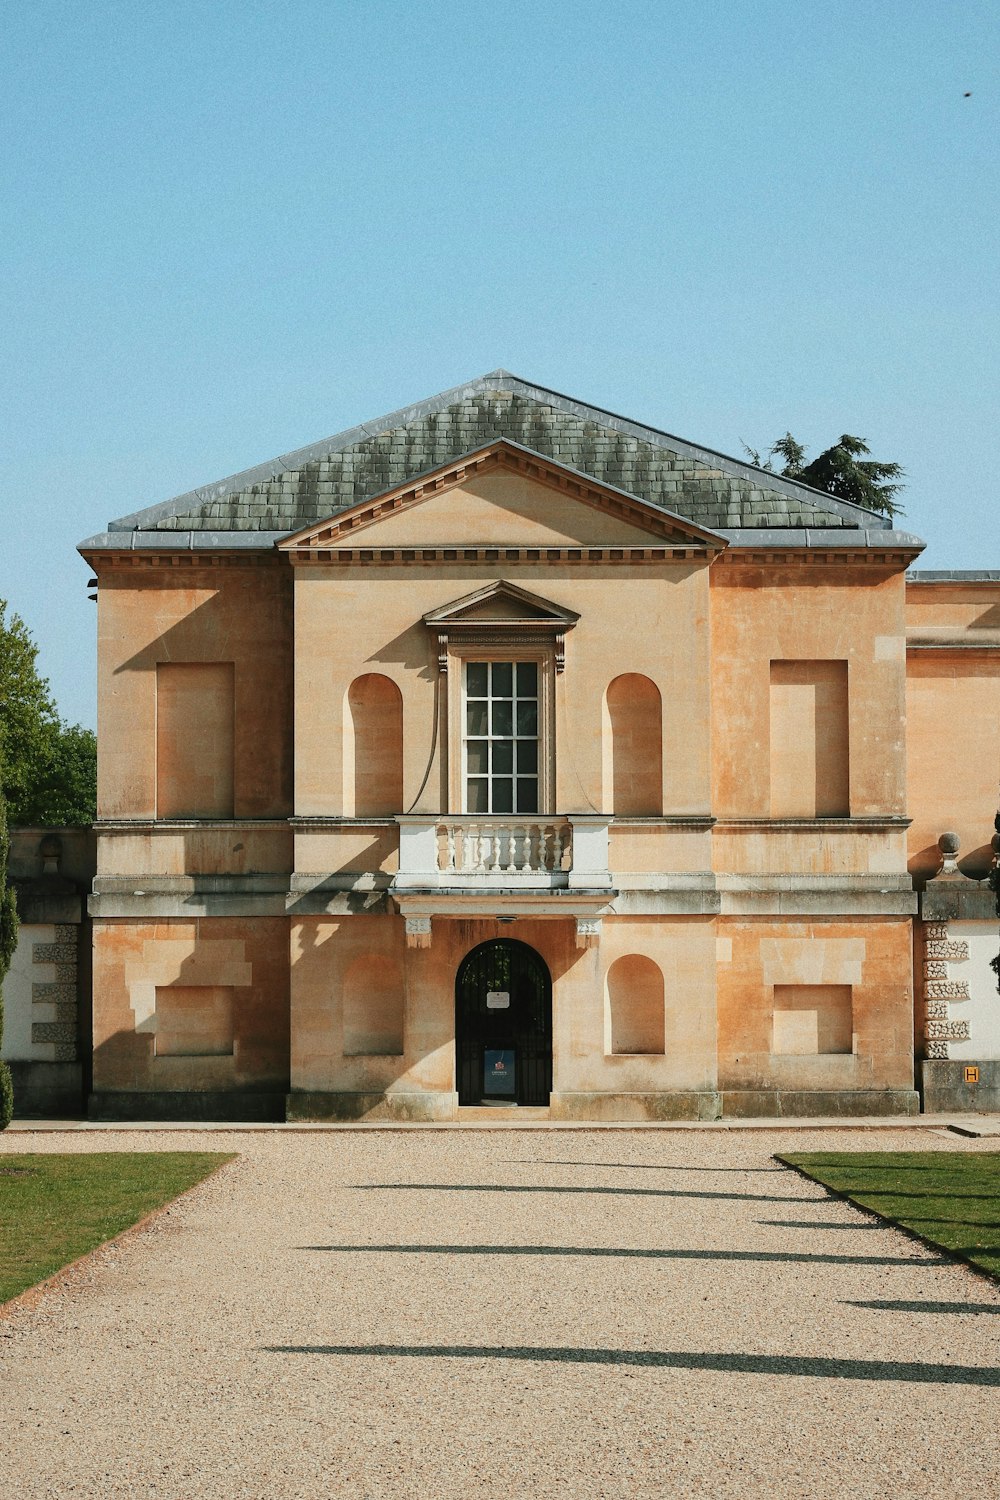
[446,643,555,816]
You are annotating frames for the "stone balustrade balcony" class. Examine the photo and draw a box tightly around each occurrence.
[394,814,612,892]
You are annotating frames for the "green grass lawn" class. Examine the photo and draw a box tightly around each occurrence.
[0,1151,235,1305]
[779,1150,1000,1280]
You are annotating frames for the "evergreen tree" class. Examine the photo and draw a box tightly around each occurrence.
[0,756,17,1127]
[744,432,905,521]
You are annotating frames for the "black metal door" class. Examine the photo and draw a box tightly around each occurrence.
[455,939,553,1106]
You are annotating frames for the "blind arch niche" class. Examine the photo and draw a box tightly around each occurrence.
[604,673,663,815]
[344,674,403,816]
[606,954,665,1055]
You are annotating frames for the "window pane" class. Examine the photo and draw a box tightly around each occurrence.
[516,700,538,737]
[464,658,544,817]
[516,778,538,813]
[466,662,488,696]
[516,662,538,696]
[467,778,489,813]
[492,778,513,813]
[492,700,513,737]
[466,701,488,736]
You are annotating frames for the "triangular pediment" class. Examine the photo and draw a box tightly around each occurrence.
[424,580,580,629]
[277,439,725,553]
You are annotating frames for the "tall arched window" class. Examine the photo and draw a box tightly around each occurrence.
[605,674,662,815]
[606,954,665,1055]
[345,674,403,815]
[343,954,404,1056]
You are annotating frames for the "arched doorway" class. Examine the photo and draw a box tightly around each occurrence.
[455,939,553,1106]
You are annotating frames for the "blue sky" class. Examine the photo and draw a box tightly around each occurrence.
[2,0,997,730]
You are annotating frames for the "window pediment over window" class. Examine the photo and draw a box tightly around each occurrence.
[423,580,579,673]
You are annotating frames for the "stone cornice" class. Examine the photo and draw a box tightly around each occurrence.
[289,816,398,828]
[287,545,713,566]
[906,643,1000,657]
[610,816,716,828]
[715,816,911,830]
[83,540,918,570]
[83,551,281,571]
[714,546,920,570]
[93,814,911,831]
[94,818,292,830]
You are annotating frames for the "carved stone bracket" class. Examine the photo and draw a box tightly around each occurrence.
[575,917,601,950]
[405,916,432,950]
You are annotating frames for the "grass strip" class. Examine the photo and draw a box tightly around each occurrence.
[0,1151,235,1304]
[778,1150,1000,1281]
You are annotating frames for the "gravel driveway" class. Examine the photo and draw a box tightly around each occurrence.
[2,1125,1000,1499]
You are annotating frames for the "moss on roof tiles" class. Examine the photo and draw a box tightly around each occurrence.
[150,390,856,533]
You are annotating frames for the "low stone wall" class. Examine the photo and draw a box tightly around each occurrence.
[88,1089,286,1123]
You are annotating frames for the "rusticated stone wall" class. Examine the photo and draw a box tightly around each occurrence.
[2,828,95,1115]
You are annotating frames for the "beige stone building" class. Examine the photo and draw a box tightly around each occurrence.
[75,371,1000,1120]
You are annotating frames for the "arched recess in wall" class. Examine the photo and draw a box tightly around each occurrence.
[606,954,665,1055]
[605,674,663,815]
[345,674,403,815]
[343,954,404,1056]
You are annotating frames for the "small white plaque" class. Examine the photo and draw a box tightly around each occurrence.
[486,991,510,1009]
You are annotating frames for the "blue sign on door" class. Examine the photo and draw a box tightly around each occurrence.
[484,1048,515,1096]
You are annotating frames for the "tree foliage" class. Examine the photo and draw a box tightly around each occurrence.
[744,432,905,521]
[0,599,96,827]
[990,812,1000,998]
[0,753,17,1128]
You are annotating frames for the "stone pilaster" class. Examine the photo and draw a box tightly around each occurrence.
[922,921,971,1058]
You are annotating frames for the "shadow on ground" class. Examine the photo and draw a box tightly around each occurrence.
[846,1300,1000,1314]
[758,1220,879,1231]
[300,1243,943,1267]
[355,1183,814,1204]
[262,1344,1000,1386]
[506,1161,787,1174]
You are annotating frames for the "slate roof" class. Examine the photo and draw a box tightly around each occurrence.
[100,371,892,539]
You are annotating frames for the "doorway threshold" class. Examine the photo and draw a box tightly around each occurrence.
[457,1106,551,1123]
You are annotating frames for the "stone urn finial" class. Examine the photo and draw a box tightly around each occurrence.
[938,830,961,876]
